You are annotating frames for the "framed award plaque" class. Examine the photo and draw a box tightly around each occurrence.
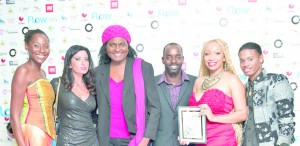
[178,106,207,144]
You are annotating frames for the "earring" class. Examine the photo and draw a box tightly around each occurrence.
[224,62,228,71]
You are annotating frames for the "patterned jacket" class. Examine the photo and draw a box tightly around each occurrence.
[244,69,295,146]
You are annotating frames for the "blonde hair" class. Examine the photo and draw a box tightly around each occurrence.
[198,39,236,77]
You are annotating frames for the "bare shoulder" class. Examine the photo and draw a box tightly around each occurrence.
[193,76,205,91]
[222,71,241,82]
[11,64,32,88]
[195,76,205,85]
[14,64,30,77]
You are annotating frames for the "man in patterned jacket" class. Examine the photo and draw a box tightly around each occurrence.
[238,42,295,146]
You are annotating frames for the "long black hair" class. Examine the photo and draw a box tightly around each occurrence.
[62,45,96,95]
[98,42,137,65]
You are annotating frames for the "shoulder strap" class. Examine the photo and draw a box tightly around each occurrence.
[54,78,61,118]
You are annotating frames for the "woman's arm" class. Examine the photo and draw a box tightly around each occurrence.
[10,66,30,146]
[202,74,248,124]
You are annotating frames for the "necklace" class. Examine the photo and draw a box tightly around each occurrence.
[202,70,224,90]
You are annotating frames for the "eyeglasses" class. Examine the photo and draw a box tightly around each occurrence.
[107,42,127,48]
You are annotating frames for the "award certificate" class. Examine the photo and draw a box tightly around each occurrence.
[178,106,207,143]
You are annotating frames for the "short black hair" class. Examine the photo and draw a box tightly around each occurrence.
[238,42,262,55]
[163,42,183,57]
[24,29,49,44]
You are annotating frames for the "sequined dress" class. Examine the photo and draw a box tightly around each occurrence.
[20,79,56,145]
[51,78,99,146]
[188,89,237,146]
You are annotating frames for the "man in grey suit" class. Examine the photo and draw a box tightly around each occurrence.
[152,43,196,146]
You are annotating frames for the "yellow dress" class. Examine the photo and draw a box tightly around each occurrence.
[20,79,56,146]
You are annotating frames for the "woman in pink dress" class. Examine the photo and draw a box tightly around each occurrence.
[186,39,248,146]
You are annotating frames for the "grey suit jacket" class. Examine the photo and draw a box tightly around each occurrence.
[95,57,160,146]
[152,73,196,146]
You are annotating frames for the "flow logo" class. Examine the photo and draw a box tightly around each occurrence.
[28,16,47,23]
[226,6,249,14]
[158,9,180,17]
[91,12,112,20]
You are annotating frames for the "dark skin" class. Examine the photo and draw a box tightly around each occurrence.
[10,33,50,146]
[162,44,184,85]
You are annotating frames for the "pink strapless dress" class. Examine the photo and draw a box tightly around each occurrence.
[188,89,237,146]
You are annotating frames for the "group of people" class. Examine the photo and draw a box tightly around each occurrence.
[9,24,295,146]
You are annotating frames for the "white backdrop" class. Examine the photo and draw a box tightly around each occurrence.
[0,0,299,145]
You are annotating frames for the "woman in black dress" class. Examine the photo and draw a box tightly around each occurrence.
[51,45,98,146]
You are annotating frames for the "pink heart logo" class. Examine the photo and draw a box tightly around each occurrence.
[193,52,199,56]
[263,50,268,54]
[148,10,153,15]
[4,117,9,121]
[1,58,5,63]
[286,71,292,76]
[61,56,65,60]
[216,7,222,12]
[289,4,295,9]
[82,13,87,18]
[19,17,24,21]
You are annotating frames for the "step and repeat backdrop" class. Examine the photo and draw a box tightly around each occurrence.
[0,0,299,145]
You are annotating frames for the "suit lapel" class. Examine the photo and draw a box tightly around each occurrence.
[99,63,111,104]
[122,58,134,103]
[160,83,174,110]
[176,81,189,106]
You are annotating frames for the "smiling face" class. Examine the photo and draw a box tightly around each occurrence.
[203,41,225,75]
[25,33,50,65]
[70,50,89,75]
[162,44,184,77]
[239,49,264,81]
[106,37,129,65]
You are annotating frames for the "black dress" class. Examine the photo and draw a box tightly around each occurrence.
[51,78,99,146]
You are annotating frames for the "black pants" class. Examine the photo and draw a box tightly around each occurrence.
[109,138,131,146]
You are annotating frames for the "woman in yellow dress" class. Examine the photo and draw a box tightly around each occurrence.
[10,29,56,146]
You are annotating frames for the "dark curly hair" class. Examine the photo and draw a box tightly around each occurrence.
[98,42,137,65]
[62,45,96,96]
